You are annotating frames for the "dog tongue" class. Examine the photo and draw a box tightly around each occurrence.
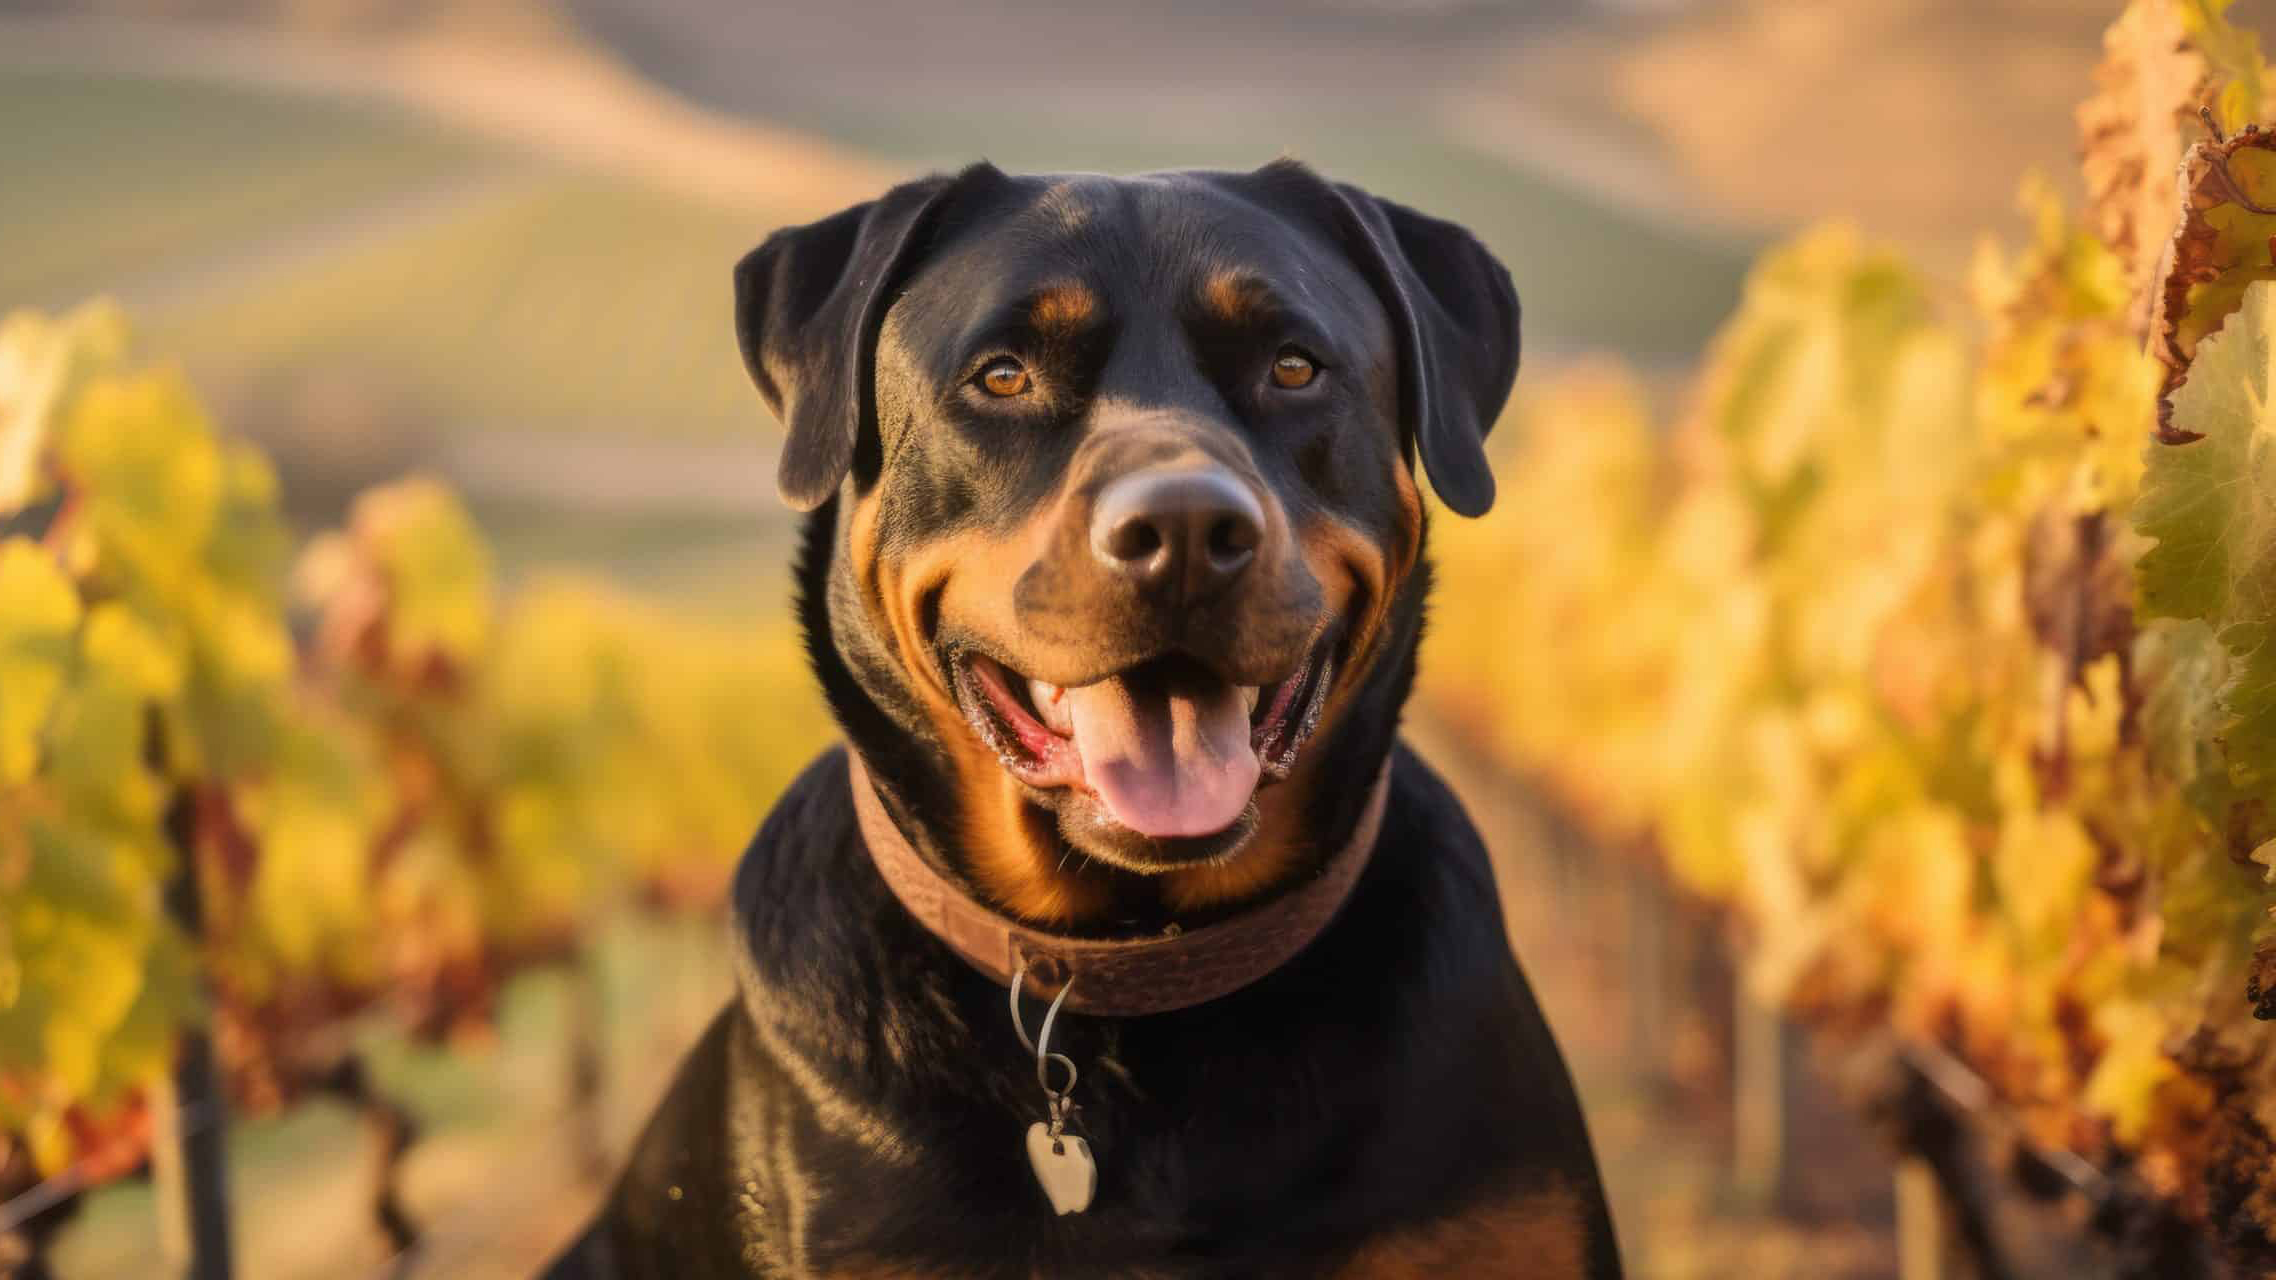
[1064,665,1259,838]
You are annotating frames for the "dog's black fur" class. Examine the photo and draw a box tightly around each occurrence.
[544,163,1620,1277]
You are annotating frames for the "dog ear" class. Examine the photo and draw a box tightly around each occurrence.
[1316,178,1520,518]
[735,165,998,510]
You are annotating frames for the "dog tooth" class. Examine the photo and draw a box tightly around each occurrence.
[1029,677,1074,734]
[1240,685,1261,713]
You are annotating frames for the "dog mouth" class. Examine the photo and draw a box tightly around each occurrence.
[952,633,1337,841]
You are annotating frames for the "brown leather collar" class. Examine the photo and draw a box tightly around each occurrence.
[847,751,1391,1017]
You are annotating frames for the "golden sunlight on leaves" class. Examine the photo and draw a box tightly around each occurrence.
[2148,123,2276,439]
[1423,5,2276,1255]
[0,542,81,787]
[2181,0,2272,133]
[0,301,832,1180]
[2080,0,2211,301]
[0,303,128,517]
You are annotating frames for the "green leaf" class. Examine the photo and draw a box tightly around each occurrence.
[47,609,176,833]
[57,368,223,601]
[80,604,185,704]
[0,540,82,785]
[353,478,493,669]
[242,724,381,978]
[2180,0,2269,135]
[0,816,159,1102]
[2136,280,2276,817]
[2136,618,2263,828]
[202,442,291,600]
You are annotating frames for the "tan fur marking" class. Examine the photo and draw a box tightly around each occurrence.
[1203,270,1265,325]
[1390,458,1425,587]
[1307,463,1423,744]
[858,495,1110,924]
[851,453,1427,925]
[1159,502,1400,914]
[1028,283,1097,335]
[1333,1184,1590,1278]
[957,768,1108,924]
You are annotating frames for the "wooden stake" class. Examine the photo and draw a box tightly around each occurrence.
[157,792,232,1279]
[1896,1156,1954,1280]
[1732,984,1785,1209]
[568,952,609,1184]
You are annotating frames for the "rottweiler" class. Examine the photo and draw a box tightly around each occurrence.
[544,160,1620,1278]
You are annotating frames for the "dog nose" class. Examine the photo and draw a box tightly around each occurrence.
[1090,467,1264,603]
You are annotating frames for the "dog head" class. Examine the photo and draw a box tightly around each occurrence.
[739,161,1518,926]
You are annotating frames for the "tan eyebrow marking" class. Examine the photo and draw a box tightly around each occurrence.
[1028,282,1097,336]
[1202,269,1270,325]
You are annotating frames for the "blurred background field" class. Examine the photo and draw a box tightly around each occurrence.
[2,1,2250,1276]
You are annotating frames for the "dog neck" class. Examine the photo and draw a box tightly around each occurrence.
[845,749,1391,1016]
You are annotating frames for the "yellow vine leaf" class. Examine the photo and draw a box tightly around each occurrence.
[1422,366,1681,838]
[179,444,295,782]
[1971,174,2159,509]
[0,812,171,1152]
[1410,3,2276,1254]
[244,726,382,979]
[0,302,128,515]
[2146,123,2276,439]
[56,368,224,595]
[2080,0,2212,300]
[0,541,81,786]
[1,306,843,1177]
[335,478,494,674]
[2084,998,2181,1143]
[80,604,185,705]
[2179,0,2270,134]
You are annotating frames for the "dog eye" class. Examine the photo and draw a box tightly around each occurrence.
[1270,349,1317,390]
[977,358,1031,397]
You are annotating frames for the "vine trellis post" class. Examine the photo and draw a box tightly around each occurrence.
[155,790,232,1280]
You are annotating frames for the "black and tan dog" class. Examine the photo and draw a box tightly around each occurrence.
[544,161,1619,1277]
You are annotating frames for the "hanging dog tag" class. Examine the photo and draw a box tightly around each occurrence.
[1010,961,1095,1215]
[1025,1121,1096,1215]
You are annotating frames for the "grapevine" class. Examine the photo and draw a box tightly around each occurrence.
[17,2,2276,1268]
[1425,0,2276,1261]
[0,302,830,1228]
